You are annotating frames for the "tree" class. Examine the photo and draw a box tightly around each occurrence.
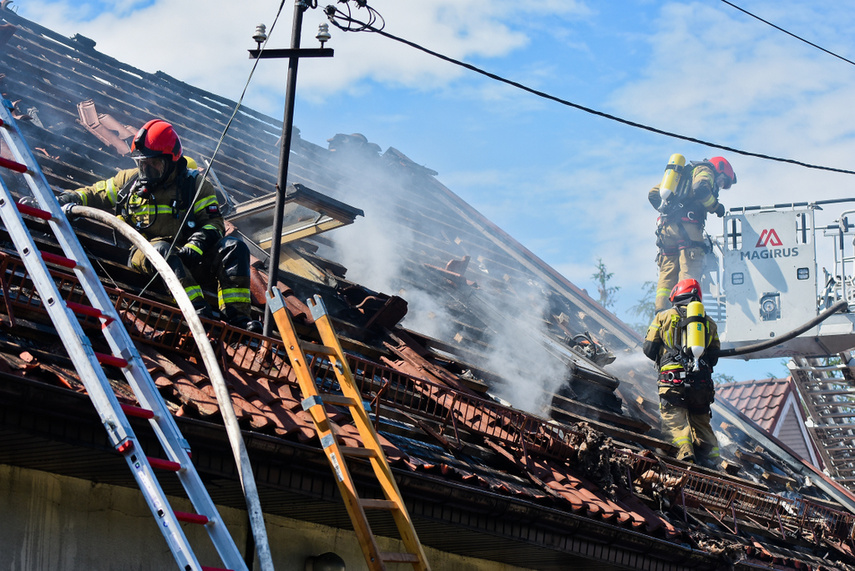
[628,280,656,335]
[592,258,620,311]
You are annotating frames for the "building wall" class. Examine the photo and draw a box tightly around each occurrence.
[0,464,528,571]
[776,409,810,461]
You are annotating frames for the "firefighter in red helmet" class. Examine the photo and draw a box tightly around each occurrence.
[649,155,736,312]
[643,278,721,468]
[52,119,261,333]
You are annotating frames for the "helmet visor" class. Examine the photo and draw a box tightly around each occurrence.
[135,156,169,185]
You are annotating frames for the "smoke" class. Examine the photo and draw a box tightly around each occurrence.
[317,145,463,344]
[604,348,660,408]
[316,143,570,414]
[473,282,569,415]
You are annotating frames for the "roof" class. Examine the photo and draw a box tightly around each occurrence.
[718,377,821,468]
[2,7,855,571]
[718,377,795,433]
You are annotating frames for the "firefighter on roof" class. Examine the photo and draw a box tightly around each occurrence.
[55,119,261,333]
[643,278,721,468]
[649,155,736,312]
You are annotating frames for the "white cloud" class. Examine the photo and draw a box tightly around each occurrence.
[17,0,855,337]
[18,0,592,114]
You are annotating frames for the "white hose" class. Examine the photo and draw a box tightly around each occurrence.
[69,205,274,571]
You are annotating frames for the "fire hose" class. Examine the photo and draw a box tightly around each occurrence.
[67,205,274,571]
[713,299,849,358]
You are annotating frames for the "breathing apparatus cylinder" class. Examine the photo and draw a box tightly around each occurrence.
[658,153,686,203]
[686,300,706,367]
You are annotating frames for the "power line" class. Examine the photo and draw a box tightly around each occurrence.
[326,6,855,177]
[721,0,855,68]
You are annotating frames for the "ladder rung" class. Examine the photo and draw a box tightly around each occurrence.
[120,403,154,419]
[40,250,77,269]
[0,105,251,571]
[339,446,377,459]
[380,552,421,563]
[147,456,181,472]
[360,498,398,510]
[0,155,27,174]
[95,352,128,368]
[66,300,115,324]
[16,202,51,220]
[299,341,337,357]
[174,510,209,525]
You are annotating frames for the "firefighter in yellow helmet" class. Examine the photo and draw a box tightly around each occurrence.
[50,119,261,333]
[643,278,721,468]
[649,156,736,312]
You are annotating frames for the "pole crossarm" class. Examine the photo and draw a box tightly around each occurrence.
[248,48,334,59]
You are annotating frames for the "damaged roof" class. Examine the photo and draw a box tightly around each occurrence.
[2,7,855,571]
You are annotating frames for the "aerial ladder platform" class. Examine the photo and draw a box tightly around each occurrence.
[268,288,430,571]
[0,99,251,571]
[708,202,855,358]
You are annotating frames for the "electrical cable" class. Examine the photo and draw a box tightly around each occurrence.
[326,5,855,177]
[721,0,855,68]
[325,0,384,32]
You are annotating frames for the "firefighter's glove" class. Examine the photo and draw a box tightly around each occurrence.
[176,244,204,267]
[19,192,80,210]
[57,192,82,206]
[714,203,725,218]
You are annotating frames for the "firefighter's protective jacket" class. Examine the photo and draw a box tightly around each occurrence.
[643,305,720,373]
[70,167,224,255]
[68,166,254,325]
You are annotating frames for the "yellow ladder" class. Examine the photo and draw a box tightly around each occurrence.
[268,290,430,571]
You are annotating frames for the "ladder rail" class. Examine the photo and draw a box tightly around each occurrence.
[0,155,211,571]
[308,296,429,570]
[0,102,250,571]
[269,289,430,571]
[0,114,189,454]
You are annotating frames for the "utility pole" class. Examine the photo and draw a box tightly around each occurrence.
[242,4,333,566]
[249,0,333,336]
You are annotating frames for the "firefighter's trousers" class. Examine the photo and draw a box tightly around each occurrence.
[130,236,253,323]
[655,221,705,312]
[658,381,720,465]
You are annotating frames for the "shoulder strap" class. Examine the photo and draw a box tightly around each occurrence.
[178,169,200,210]
[673,161,708,198]
[115,172,139,217]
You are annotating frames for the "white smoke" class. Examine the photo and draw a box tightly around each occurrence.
[317,143,571,414]
[604,348,660,417]
[474,282,569,415]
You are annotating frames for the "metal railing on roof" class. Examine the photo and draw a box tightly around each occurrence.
[2,250,854,546]
[622,451,854,542]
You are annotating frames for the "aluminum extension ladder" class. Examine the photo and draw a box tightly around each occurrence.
[268,289,430,571]
[0,100,249,571]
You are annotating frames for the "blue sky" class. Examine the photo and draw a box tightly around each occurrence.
[17,0,855,382]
